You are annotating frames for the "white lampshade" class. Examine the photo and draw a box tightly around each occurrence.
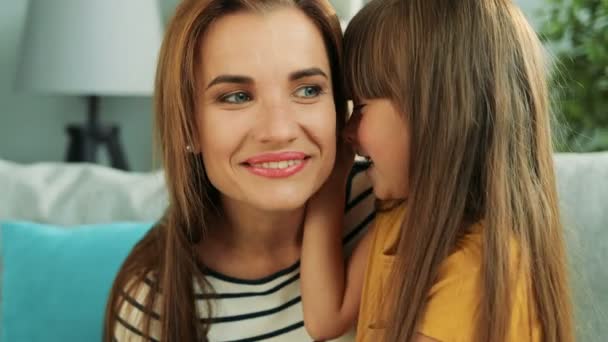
[15,0,163,96]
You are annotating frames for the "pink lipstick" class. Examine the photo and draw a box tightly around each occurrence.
[243,152,309,178]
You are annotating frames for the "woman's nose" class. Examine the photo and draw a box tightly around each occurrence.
[254,100,298,145]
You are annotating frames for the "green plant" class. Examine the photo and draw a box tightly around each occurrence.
[540,0,608,152]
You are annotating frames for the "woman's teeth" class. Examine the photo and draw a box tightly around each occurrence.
[251,160,302,169]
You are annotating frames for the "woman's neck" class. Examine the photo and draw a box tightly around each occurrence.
[197,196,305,279]
[217,197,305,253]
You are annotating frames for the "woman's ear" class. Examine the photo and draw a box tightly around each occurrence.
[185,144,202,154]
[186,130,202,154]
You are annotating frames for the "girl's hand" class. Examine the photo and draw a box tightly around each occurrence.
[301,137,362,340]
[313,137,355,205]
[300,136,371,341]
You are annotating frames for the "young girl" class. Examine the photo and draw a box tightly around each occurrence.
[301,0,574,341]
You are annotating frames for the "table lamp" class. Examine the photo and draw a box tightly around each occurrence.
[15,0,163,170]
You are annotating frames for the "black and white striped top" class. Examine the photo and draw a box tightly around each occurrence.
[114,164,375,342]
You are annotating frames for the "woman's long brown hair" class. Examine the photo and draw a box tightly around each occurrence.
[344,0,574,341]
[102,1,346,341]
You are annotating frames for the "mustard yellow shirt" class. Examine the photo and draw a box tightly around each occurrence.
[356,204,541,342]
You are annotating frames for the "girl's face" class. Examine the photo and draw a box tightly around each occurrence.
[344,98,410,200]
[196,7,336,212]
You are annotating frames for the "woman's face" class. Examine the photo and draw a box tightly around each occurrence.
[344,98,410,200]
[196,7,336,212]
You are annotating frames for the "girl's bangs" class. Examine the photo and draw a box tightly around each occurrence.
[343,3,395,102]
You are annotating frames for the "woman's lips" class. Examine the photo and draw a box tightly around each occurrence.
[243,151,310,178]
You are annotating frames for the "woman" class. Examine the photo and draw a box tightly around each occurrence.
[103,0,374,341]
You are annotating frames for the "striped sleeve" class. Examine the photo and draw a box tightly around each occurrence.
[343,161,376,255]
[113,277,161,342]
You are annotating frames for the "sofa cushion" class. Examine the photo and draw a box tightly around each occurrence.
[554,152,608,341]
[0,160,167,225]
[0,221,153,342]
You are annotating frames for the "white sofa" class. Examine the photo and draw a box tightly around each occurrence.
[1,153,607,340]
[0,160,167,225]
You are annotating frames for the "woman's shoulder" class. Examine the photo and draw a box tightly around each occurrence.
[112,273,162,341]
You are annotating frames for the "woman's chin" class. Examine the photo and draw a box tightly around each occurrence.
[252,196,308,212]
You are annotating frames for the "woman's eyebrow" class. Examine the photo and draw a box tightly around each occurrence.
[206,75,254,89]
[289,67,328,81]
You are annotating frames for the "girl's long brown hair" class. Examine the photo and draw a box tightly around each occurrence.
[103,1,346,341]
[344,0,573,341]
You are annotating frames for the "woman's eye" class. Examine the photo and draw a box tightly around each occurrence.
[220,92,251,104]
[294,85,322,98]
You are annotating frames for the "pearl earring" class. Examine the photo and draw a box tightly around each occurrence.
[186,145,194,153]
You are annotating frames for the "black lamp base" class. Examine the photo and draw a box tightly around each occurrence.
[64,96,129,171]
[65,124,129,170]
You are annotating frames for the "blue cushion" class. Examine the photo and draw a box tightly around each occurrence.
[0,221,153,342]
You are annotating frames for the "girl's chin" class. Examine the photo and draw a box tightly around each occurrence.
[373,186,408,203]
